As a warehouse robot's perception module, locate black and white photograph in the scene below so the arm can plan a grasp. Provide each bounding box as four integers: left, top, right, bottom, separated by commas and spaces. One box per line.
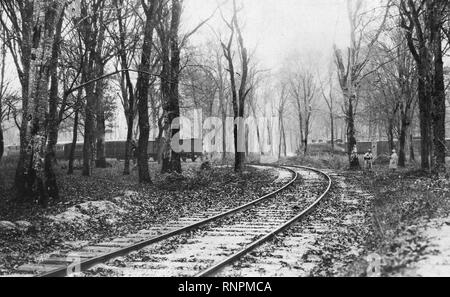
0, 0, 450, 285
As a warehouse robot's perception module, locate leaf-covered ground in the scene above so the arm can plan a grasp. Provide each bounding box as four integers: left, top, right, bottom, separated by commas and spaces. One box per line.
281, 156, 450, 276
313, 165, 450, 276
352, 167, 450, 276
2, 154, 448, 277
0, 160, 279, 275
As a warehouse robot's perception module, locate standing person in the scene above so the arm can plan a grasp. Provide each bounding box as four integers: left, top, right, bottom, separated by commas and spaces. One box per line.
390, 149, 398, 171
350, 144, 360, 168
364, 149, 374, 171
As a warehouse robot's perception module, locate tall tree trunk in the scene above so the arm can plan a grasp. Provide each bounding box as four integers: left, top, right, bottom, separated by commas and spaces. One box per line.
432, 24, 446, 172
216, 52, 227, 161
234, 117, 243, 171
255, 120, 262, 155
278, 117, 282, 159
0, 125, 3, 162
95, 89, 107, 168
124, 94, 136, 172
158, 17, 171, 173
222, 111, 227, 161
222, 0, 249, 172
235, 116, 246, 171
156, 116, 165, 164
168, 0, 182, 173
387, 120, 395, 153
0, 21, 5, 163
398, 115, 408, 167
22, 0, 63, 206
136, 1, 158, 183
330, 112, 335, 152
95, 73, 107, 168
235, 5, 249, 172
410, 133, 415, 162
14, 2, 34, 200
81, 2, 100, 177
235, 95, 246, 171
95, 13, 107, 169
68, 109, 79, 175
343, 122, 347, 142
46, 8, 63, 164
347, 96, 359, 168
68, 77, 83, 175
299, 114, 304, 153
160, 0, 182, 174
44, 8, 64, 201
417, 65, 431, 171
304, 134, 309, 155
267, 121, 273, 155
114, 0, 136, 175
250, 104, 262, 155
245, 125, 249, 157
282, 121, 287, 157
304, 117, 309, 155
82, 79, 96, 176
113, 0, 135, 175
124, 85, 137, 171
124, 113, 134, 175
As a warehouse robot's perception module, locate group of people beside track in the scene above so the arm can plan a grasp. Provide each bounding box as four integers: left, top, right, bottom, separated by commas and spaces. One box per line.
351, 145, 399, 172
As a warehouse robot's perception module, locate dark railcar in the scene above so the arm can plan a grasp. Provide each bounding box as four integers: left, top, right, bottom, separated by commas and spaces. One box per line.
105, 141, 127, 160
147, 138, 203, 161
63, 139, 203, 162
5, 145, 20, 157
357, 142, 375, 154
54, 144, 66, 159
340, 142, 375, 155
6, 144, 65, 158
345, 139, 450, 156
63, 143, 84, 160
177, 138, 203, 162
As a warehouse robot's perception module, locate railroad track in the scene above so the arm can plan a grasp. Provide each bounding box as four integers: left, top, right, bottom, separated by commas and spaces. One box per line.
35, 165, 330, 277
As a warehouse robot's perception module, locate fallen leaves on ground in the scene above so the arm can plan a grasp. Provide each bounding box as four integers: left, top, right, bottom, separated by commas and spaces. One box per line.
0, 162, 277, 275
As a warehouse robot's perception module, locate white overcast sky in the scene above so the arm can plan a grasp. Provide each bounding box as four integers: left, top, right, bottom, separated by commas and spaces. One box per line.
182, 0, 351, 70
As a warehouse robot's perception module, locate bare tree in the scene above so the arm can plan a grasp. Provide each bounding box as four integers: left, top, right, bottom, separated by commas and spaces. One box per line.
277, 83, 289, 159
289, 67, 316, 155
334, 0, 390, 168
428, 1, 447, 171
136, 0, 161, 183
368, 27, 418, 166
0, 10, 6, 162
0, 0, 76, 203
221, 0, 251, 172
318, 66, 337, 152
21, 0, 65, 205
0, 0, 39, 195
399, 0, 448, 172
158, 0, 216, 173
112, 0, 141, 175
67, 89, 83, 175
78, 0, 102, 176
245, 66, 266, 157
159, 0, 183, 174
76, 0, 117, 175
191, 40, 232, 162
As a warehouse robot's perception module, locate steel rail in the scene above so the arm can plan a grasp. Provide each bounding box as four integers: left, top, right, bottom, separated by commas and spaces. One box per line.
38, 165, 297, 277
196, 165, 332, 277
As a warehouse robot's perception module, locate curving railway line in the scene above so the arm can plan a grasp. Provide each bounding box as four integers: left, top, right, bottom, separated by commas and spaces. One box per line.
35, 165, 331, 277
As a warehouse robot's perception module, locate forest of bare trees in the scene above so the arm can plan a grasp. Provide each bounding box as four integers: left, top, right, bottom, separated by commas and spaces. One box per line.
0, 0, 450, 207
